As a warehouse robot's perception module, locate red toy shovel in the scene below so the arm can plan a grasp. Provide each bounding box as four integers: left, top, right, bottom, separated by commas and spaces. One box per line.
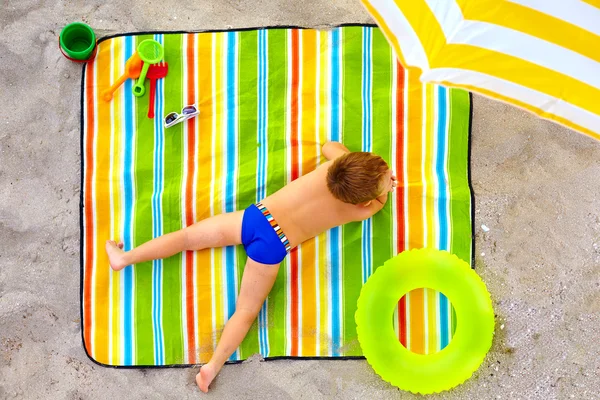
147, 62, 169, 118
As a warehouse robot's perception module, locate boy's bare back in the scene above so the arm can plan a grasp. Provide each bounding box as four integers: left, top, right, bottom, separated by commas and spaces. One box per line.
260, 161, 365, 247
261, 144, 393, 248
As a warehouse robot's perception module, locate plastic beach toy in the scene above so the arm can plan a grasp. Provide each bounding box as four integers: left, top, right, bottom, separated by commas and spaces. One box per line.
102, 52, 143, 102
355, 248, 494, 394
59, 22, 97, 62
147, 62, 169, 118
132, 40, 165, 97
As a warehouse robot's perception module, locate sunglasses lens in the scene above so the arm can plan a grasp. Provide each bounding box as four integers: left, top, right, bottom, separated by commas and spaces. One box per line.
183, 105, 197, 115
165, 113, 178, 124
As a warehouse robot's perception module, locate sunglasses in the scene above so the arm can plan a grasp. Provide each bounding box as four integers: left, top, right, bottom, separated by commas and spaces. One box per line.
164, 105, 199, 128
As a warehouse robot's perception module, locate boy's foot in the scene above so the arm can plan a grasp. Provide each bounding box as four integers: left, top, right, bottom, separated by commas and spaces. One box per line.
105, 240, 127, 271
196, 364, 217, 393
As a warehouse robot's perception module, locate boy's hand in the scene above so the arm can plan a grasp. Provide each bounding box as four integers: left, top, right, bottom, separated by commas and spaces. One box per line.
375, 172, 396, 205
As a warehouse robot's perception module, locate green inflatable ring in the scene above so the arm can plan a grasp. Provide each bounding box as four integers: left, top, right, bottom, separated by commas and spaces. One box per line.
355, 248, 494, 394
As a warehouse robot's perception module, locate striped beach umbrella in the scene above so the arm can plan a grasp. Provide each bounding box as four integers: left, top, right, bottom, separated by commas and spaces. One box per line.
361, 0, 600, 141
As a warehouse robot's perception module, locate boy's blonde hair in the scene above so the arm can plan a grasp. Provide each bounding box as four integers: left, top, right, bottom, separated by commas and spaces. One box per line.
326, 152, 389, 204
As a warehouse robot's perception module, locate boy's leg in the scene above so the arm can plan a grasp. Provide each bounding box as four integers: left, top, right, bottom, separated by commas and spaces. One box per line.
106, 210, 244, 271
196, 257, 280, 393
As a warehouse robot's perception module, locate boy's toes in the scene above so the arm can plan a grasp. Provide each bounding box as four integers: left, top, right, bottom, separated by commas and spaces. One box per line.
105, 240, 127, 271
106, 240, 121, 249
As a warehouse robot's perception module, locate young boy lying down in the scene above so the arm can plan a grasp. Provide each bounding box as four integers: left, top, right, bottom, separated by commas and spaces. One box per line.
105, 141, 396, 393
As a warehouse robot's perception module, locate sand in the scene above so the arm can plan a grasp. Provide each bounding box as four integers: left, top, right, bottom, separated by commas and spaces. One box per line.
1, 1, 599, 399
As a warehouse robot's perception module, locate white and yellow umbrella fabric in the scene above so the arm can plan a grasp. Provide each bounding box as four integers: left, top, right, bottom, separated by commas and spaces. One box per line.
361, 0, 600, 140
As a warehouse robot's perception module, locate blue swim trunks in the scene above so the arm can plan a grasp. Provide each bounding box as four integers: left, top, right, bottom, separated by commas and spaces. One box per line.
242, 203, 291, 265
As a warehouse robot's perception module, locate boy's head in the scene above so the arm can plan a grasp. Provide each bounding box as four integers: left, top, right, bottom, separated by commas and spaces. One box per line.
326, 152, 392, 205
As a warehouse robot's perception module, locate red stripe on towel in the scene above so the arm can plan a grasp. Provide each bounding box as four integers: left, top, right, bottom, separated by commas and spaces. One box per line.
395, 62, 408, 347
184, 34, 197, 364
289, 29, 300, 357
83, 60, 96, 354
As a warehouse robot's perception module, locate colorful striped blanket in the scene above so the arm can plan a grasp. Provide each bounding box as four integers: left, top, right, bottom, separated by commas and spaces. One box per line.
81, 27, 473, 367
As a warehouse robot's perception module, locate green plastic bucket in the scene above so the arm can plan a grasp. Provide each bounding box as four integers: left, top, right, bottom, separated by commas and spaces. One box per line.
59, 22, 96, 61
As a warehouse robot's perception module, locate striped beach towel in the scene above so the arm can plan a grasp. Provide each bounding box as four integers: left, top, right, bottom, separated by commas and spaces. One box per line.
81, 26, 473, 367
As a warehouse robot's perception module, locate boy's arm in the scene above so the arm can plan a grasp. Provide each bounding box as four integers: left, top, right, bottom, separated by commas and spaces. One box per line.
322, 141, 350, 161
